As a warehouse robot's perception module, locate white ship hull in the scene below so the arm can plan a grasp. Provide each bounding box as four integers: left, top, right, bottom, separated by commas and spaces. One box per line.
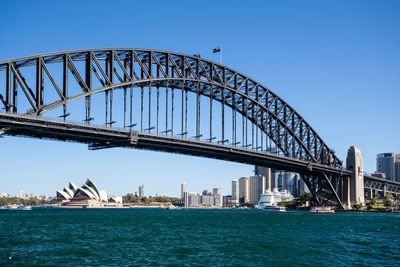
258, 203, 286, 211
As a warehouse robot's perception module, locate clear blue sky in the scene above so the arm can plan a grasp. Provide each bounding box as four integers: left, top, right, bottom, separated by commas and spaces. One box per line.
0, 0, 399, 197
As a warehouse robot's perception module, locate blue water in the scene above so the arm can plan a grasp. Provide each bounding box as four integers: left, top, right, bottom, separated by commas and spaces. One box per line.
0, 209, 399, 266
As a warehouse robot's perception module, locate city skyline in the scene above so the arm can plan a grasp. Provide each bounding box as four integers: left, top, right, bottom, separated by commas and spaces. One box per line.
0, 0, 399, 197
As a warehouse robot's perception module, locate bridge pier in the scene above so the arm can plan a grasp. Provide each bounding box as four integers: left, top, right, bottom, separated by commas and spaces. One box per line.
346, 146, 365, 207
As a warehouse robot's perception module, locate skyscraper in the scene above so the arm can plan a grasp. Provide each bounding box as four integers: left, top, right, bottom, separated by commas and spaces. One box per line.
213, 188, 223, 207
249, 175, 266, 204
181, 183, 187, 199
231, 180, 239, 204
377, 153, 396, 181
395, 154, 400, 182
255, 166, 272, 190
138, 185, 145, 197
239, 177, 249, 204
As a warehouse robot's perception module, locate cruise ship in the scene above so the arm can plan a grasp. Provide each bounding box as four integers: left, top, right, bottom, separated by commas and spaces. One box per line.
258, 188, 294, 211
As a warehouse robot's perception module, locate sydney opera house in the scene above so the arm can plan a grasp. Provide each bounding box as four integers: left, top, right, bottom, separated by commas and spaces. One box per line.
56, 178, 122, 208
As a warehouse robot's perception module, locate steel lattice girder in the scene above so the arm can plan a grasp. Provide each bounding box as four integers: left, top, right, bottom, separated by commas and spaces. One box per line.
364, 175, 400, 195
0, 48, 342, 168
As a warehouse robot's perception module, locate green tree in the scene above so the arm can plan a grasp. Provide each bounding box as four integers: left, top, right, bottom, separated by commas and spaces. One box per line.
384, 194, 393, 207
370, 198, 376, 206
299, 193, 313, 202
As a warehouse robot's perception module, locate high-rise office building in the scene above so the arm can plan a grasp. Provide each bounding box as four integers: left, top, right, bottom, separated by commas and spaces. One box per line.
284, 172, 297, 195
271, 169, 279, 189
138, 185, 145, 197
231, 180, 239, 204
255, 166, 272, 190
213, 188, 223, 207
181, 183, 187, 199
377, 153, 396, 181
395, 154, 400, 183
249, 175, 266, 204
238, 177, 249, 204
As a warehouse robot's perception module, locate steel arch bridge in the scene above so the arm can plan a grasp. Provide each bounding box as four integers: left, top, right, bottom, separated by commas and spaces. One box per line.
0, 48, 352, 208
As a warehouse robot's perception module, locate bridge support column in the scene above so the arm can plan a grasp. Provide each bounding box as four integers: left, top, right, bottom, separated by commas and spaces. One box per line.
346, 146, 365, 206
342, 176, 351, 209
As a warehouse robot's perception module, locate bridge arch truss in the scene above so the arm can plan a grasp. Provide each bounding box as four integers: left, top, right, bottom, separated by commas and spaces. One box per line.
0, 48, 347, 207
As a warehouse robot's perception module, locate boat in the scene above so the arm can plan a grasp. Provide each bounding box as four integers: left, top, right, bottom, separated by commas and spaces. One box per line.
0, 204, 32, 210
17, 205, 32, 210
258, 188, 293, 212
310, 206, 334, 213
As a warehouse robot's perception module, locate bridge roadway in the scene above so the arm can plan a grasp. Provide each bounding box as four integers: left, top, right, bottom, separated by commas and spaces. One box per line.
364, 175, 400, 196
0, 112, 351, 178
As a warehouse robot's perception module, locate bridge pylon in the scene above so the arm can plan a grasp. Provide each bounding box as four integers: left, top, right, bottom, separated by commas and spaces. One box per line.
345, 146, 365, 207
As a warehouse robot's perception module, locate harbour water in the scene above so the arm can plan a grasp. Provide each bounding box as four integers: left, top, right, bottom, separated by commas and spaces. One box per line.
1, 209, 399, 266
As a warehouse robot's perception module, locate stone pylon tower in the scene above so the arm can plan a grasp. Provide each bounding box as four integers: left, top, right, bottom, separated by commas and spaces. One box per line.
346, 146, 365, 206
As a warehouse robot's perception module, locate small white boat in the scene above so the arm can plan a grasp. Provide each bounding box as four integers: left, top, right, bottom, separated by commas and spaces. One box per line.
310, 206, 334, 213
19, 205, 32, 210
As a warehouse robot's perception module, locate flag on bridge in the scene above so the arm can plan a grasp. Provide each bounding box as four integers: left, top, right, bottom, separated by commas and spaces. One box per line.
193, 53, 201, 58
212, 46, 221, 53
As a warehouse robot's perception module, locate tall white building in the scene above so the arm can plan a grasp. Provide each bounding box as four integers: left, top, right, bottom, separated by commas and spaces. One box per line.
184, 192, 201, 207
239, 177, 249, 203
255, 166, 272, 190
181, 183, 187, 199
231, 180, 239, 204
213, 188, 223, 207
249, 175, 266, 204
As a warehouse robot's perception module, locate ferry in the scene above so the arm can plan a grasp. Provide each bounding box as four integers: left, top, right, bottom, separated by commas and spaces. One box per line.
310, 206, 334, 213
258, 188, 294, 212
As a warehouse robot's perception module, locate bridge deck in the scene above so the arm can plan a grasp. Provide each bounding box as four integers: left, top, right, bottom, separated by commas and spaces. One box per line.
0, 112, 351, 177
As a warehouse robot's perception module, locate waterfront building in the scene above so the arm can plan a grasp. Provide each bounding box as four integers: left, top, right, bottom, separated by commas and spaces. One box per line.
181, 183, 187, 199
183, 192, 189, 207
201, 195, 213, 206
239, 177, 249, 204
184, 192, 201, 207
189, 193, 201, 207
19, 190, 23, 198
213, 188, 223, 207
249, 175, 266, 205
231, 180, 239, 204
138, 185, 145, 197
56, 178, 122, 208
377, 153, 396, 181
223, 195, 232, 205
